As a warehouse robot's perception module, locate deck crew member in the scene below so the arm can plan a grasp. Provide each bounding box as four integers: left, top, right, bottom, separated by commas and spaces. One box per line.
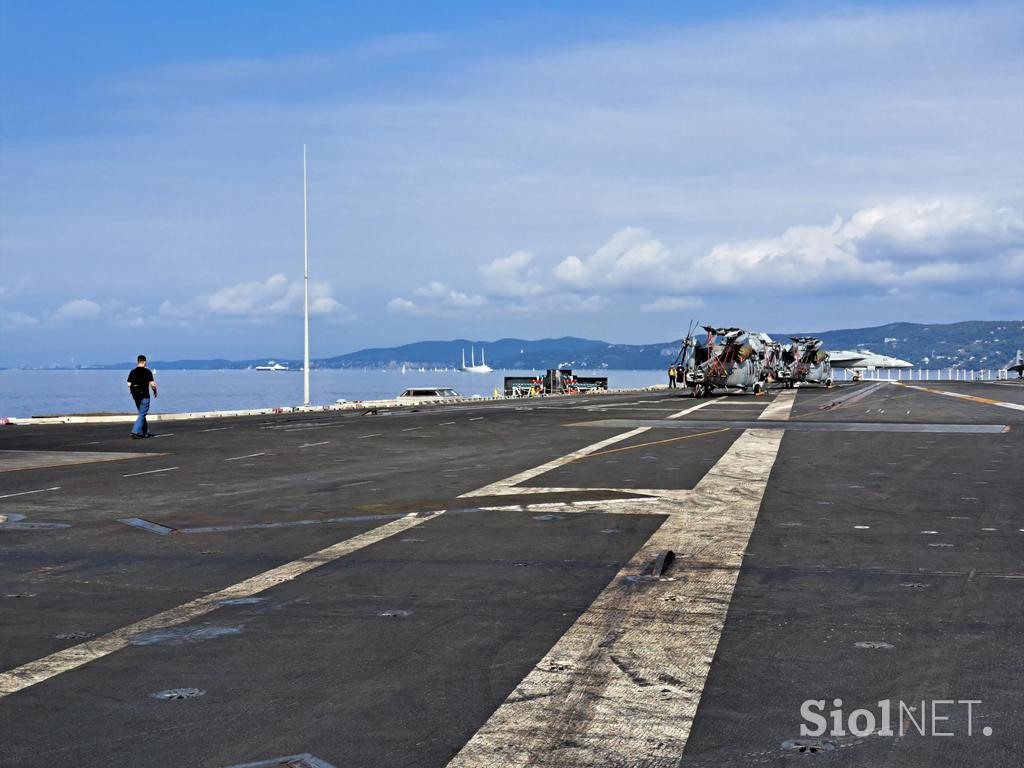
127, 354, 158, 439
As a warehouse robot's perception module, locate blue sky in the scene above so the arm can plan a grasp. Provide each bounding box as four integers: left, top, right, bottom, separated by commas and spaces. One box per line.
1, 1, 1022, 366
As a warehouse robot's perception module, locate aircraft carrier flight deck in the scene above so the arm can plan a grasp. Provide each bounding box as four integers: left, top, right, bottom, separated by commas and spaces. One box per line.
1, 380, 1022, 767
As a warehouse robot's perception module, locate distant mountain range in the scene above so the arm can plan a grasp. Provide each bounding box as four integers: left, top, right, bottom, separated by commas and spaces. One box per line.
52, 320, 1024, 371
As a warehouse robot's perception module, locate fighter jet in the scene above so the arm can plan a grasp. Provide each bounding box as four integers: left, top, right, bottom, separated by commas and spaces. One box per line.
682, 326, 771, 397
828, 348, 913, 369
788, 337, 833, 387
1005, 350, 1024, 378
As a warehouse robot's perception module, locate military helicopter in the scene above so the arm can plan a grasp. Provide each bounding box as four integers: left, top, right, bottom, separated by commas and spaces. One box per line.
681, 325, 771, 397
761, 338, 791, 384
772, 341, 798, 386
788, 337, 833, 387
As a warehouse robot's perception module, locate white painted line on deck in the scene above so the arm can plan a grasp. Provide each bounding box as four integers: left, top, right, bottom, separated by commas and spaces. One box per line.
757, 388, 797, 420
298, 441, 329, 449
122, 467, 179, 478
468, 417, 485, 421
665, 397, 725, 419
0, 512, 438, 699
895, 382, 1024, 412
448, 426, 786, 767
461, 398, 723, 498
356, 433, 382, 439
402, 427, 422, 432
224, 453, 266, 462
439, 421, 456, 426
0, 486, 61, 500
199, 426, 233, 433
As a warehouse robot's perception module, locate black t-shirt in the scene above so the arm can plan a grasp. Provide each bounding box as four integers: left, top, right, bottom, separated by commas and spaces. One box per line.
127, 366, 154, 399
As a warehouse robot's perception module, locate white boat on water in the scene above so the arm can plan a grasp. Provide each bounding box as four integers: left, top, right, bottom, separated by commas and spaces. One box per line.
255, 361, 290, 371
461, 347, 493, 373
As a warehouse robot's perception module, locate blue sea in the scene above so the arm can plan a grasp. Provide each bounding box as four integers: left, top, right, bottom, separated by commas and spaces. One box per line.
0, 368, 665, 419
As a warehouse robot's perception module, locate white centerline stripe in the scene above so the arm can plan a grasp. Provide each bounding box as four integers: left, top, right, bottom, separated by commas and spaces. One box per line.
447, 429, 786, 767
439, 421, 456, 426
122, 467, 179, 478
448, 392, 789, 766
757, 388, 797, 420
0, 486, 61, 500
357, 434, 382, 439
402, 427, 422, 432
199, 426, 233, 433
224, 453, 266, 462
298, 441, 330, 448
469, 417, 485, 421
0, 513, 437, 698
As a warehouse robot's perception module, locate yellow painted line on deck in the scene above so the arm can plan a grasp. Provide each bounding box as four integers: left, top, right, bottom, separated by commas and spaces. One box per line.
578, 427, 732, 460
460, 398, 724, 498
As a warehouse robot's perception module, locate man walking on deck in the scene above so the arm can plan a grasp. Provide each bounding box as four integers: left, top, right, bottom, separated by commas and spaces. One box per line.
127, 355, 158, 438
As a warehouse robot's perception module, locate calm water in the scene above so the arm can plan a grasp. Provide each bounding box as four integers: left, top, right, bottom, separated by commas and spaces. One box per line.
0, 369, 665, 418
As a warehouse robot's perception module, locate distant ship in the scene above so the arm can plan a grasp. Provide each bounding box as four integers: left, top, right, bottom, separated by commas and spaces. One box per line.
461, 347, 493, 373
254, 361, 290, 371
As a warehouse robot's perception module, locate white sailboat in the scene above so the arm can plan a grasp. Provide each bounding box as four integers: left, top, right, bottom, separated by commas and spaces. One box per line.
461, 346, 493, 373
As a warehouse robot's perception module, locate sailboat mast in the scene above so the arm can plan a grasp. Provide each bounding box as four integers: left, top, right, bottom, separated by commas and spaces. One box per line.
302, 144, 310, 406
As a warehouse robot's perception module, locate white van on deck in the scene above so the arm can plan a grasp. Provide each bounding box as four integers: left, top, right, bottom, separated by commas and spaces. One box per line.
396, 387, 461, 402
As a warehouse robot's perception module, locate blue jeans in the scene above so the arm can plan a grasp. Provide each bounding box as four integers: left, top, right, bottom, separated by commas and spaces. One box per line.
132, 397, 150, 436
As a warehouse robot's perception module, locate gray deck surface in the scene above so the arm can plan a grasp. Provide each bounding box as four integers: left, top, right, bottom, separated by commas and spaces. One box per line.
1, 381, 1021, 767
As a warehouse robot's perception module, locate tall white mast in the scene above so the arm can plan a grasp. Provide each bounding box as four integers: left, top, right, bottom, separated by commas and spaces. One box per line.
302, 144, 310, 406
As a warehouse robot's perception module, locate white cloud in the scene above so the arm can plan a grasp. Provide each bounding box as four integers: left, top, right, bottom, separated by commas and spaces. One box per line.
386, 297, 420, 314
554, 227, 682, 293
2, 311, 38, 327
544, 200, 1024, 298
639, 297, 702, 313
54, 299, 102, 322
479, 251, 546, 298
388, 281, 487, 316
696, 199, 1024, 289
413, 281, 485, 307
159, 274, 351, 323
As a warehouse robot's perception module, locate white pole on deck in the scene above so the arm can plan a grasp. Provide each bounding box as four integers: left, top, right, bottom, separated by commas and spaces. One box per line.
303, 144, 311, 407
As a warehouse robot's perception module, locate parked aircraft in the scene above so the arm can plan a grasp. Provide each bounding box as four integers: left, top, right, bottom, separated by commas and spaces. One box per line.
788, 337, 833, 387
682, 326, 771, 397
1005, 350, 1024, 377
828, 349, 913, 369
